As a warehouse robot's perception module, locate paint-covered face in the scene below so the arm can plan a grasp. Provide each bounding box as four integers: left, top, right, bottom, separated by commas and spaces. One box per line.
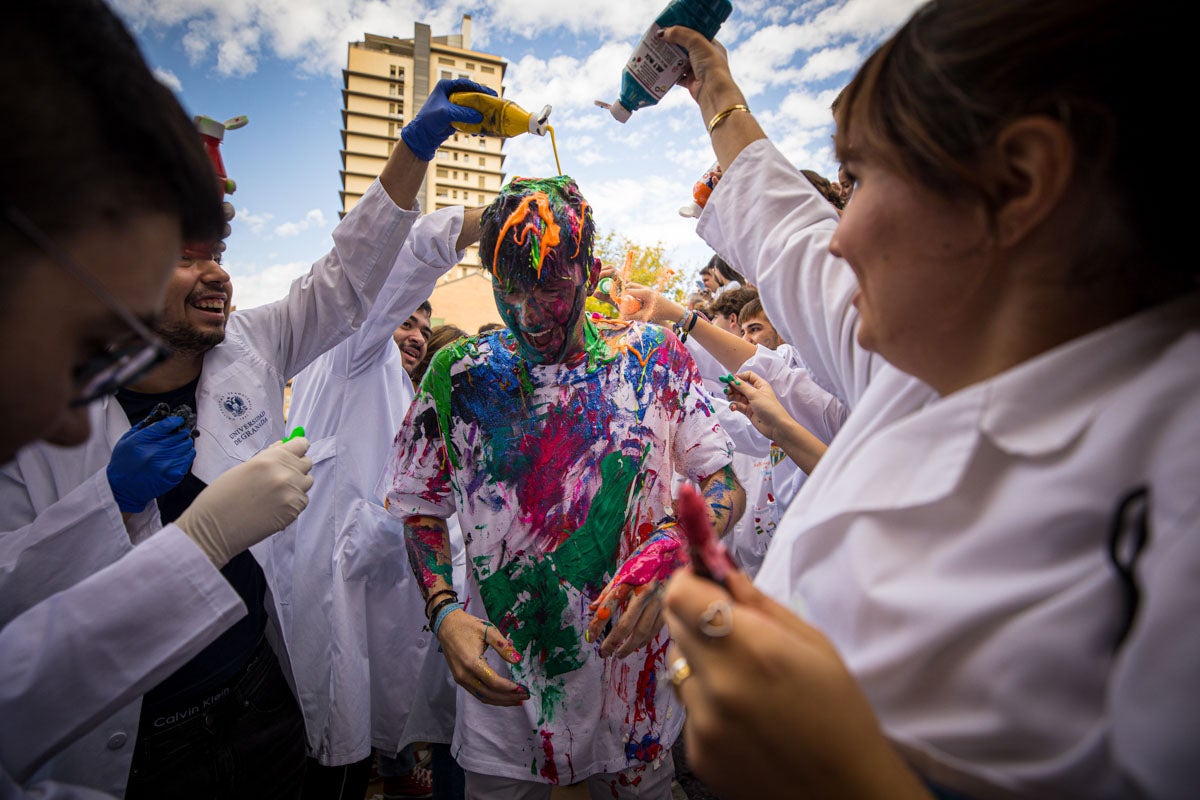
483, 176, 596, 365
494, 259, 589, 364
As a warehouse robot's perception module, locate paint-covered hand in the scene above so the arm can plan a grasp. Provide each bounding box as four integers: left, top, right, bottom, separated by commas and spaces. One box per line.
401, 78, 496, 161
437, 609, 530, 707
586, 528, 686, 658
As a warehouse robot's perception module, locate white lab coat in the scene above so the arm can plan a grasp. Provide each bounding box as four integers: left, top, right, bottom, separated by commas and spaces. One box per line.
259, 207, 465, 766
0, 179, 419, 795
699, 139, 1200, 799
0, 527, 243, 790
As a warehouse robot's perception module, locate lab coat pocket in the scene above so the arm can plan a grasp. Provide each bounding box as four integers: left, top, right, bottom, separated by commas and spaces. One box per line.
337, 498, 408, 585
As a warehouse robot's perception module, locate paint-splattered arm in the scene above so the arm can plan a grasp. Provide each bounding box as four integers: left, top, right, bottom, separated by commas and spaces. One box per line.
698, 463, 745, 539
403, 514, 455, 605
405, 514, 529, 707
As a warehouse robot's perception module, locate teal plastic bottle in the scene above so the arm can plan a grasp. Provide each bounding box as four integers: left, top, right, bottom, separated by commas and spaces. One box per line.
601, 0, 733, 123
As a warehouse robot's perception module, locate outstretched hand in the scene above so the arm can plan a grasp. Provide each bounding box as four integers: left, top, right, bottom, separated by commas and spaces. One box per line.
401, 78, 497, 161
724, 370, 788, 441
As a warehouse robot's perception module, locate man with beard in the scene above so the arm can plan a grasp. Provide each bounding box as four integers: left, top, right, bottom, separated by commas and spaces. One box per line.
0, 76, 495, 797
383, 176, 745, 798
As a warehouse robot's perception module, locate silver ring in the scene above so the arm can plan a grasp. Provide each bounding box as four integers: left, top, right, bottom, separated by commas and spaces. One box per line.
698, 600, 733, 638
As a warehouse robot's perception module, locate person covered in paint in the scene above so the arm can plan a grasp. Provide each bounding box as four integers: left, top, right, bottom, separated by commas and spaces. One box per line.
383, 175, 744, 798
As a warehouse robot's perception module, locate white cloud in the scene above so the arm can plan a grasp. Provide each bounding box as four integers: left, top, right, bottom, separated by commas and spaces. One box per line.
236, 208, 273, 235
274, 209, 327, 238
152, 66, 183, 92
227, 260, 310, 310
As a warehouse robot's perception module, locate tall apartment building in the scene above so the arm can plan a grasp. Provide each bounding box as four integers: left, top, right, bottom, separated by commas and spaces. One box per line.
341, 16, 506, 289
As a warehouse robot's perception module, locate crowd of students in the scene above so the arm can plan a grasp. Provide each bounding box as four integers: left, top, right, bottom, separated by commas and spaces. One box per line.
2, 0, 1194, 799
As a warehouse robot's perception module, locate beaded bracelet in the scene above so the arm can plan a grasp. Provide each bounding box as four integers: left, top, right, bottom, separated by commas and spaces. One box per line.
706, 103, 750, 135
432, 602, 464, 638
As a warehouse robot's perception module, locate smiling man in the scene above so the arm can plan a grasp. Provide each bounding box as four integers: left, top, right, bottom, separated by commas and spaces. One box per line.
383, 176, 744, 799
0, 76, 495, 796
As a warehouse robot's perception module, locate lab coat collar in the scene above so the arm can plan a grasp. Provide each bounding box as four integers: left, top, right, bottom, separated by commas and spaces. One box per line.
979, 293, 1200, 457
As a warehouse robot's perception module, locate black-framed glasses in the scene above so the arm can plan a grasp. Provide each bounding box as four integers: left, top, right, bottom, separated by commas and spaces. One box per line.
1, 201, 170, 406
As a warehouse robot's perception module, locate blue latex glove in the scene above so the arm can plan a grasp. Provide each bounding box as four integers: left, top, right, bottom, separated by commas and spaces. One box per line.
400, 78, 496, 161
107, 415, 197, 513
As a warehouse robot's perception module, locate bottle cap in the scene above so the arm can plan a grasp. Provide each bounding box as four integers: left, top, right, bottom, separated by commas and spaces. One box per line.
608, 102, 632, 123
678, 202, 702, 219
194, 115, 227, 140
530, 105, 552, 136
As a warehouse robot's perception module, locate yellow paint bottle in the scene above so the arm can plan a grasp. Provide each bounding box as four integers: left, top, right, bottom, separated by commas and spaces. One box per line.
449, 93, 551, 138
450, 93, 563, 175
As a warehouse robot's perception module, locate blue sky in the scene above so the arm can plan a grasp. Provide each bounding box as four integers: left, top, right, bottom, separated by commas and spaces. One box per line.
113, 0, 922, 308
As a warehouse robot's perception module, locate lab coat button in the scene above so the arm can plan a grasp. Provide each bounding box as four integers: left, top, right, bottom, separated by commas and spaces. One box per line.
106, 732, 127, 750
417, 636, 428, 648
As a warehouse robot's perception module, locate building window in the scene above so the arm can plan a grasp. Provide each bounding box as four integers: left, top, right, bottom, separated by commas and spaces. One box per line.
438, 56, 454, 65
389, 84, 397, 96
465, 61, 475, 70
478, 156, 486, 166
441, 70, 453, 81
437, 151, 449, 161
481, 65, 495, 74
436, 168, 448, 178
452, 190, 458, 199
388, 122, 396, 137
478, 176, 486, 188
478, 194, 485, 204
452, 152, 458, 161
389, 65, 397, 77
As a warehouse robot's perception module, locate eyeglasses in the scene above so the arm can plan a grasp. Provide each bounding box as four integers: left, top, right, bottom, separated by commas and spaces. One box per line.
1, 201, 170, 406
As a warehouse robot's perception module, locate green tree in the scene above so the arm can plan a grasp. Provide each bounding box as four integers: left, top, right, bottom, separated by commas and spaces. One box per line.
593, 230, 685, 301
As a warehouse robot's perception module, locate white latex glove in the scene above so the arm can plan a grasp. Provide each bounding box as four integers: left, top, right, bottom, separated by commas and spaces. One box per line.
175, 438, 314, 567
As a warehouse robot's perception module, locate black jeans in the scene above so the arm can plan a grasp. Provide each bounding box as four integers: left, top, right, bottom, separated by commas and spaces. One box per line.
126, 638, 306, 800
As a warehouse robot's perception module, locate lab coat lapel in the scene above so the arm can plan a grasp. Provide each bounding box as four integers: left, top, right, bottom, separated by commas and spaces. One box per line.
798, 366, 984, 526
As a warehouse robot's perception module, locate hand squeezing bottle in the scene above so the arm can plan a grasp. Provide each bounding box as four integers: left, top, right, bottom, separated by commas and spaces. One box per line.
598, 0, 733, 123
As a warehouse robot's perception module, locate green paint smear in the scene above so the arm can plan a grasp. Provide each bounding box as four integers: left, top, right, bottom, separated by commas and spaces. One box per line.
423, 338, 475, 470
478, 448, 645, 678
538, 680, 565, 727
581, 316, 618, 373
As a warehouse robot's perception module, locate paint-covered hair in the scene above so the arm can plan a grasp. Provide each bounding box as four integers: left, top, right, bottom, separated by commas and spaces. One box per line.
479, 176, 594, 291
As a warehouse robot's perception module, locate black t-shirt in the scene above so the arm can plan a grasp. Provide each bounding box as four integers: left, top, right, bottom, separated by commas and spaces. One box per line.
116, 379, 268, 713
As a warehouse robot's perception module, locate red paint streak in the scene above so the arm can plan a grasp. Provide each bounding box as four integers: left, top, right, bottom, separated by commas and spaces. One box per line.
631, 637, 669, 727
539, 730, 559, 784
515, 403, 593, 541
